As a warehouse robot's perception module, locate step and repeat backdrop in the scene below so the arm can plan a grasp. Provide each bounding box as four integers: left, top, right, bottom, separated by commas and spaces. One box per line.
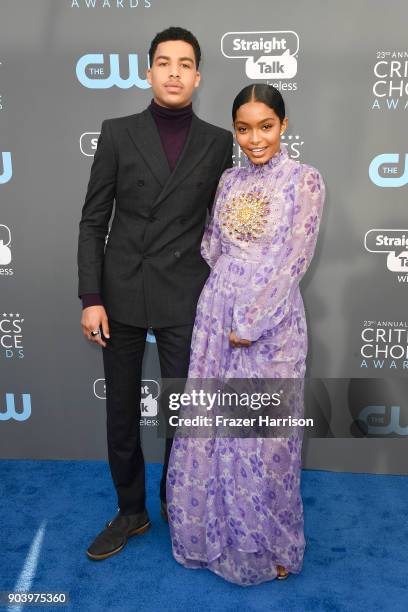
1, 0, 407, 474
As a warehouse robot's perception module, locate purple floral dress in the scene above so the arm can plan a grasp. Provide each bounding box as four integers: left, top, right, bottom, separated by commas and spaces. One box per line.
166, 145, 325, 586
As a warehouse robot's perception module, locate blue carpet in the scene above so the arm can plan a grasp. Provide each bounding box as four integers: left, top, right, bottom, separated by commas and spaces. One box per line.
1, 461, 407, 612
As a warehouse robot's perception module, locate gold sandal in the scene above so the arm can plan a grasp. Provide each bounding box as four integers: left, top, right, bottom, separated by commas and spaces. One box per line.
276, 565, 289, 580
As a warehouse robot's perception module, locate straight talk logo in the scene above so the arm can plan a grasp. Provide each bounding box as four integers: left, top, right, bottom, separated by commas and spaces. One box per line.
0, 224, 13, 276
364, 229, 408, 282
221, 31, 299, 91
93, 378, 160, 423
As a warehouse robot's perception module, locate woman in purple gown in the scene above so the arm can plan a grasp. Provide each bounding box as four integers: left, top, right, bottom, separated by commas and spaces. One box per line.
166, 84, 325, 586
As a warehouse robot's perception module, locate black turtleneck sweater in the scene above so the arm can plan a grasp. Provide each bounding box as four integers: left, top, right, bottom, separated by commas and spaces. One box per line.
148, 97, 193, 171
81, 98, 194, 310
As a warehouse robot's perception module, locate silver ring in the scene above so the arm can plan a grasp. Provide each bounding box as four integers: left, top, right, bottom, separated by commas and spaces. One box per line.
90, 330, 99, 337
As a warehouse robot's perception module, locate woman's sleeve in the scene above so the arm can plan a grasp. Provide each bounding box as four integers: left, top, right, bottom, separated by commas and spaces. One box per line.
232, 165, 326, 342
201, 169, 231, 268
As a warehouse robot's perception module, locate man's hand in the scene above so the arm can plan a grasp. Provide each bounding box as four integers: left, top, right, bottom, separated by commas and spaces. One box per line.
229, 331, 252, 348
81, 305, 110, 348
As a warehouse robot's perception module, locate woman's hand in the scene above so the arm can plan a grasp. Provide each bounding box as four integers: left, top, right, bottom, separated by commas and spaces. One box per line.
229, 331, 252, 348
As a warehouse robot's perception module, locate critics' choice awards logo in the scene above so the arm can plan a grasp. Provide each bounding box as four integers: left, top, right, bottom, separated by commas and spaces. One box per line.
0, 224, 13, 276
280, 134, 304, 159
94, 378, 160, 419
233, 137, 304, 167
71, 0, 152, 8
0, 152, 12, 184
0, 393, 31, 421
372, 50, 408, 110
359, 320, 408, 370
0, 313, 24, 358
221, 31, 299, 91
364, 229, 408, 282
76, 54, 150, 89
369, 153, 408, 187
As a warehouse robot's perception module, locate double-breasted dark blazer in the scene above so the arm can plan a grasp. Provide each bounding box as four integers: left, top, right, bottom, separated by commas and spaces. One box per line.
77, 108, 233, 327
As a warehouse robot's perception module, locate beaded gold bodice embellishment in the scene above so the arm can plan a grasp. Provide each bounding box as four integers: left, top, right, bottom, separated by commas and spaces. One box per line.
222, 189, 273, 242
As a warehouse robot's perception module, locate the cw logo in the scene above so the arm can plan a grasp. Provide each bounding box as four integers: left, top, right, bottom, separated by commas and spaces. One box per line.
369, 153, 408, 187
76, 54, 150, 89
0, 393, 31, 421
359, 405, 408, 436
0, 152, 12, 184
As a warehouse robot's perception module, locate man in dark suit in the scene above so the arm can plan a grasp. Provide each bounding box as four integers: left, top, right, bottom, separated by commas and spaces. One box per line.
77, 26, 233, 560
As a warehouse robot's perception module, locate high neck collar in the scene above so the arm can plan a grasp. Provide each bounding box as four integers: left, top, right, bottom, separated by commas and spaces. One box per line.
246, 145, 288, 173
148, 98, 193, 120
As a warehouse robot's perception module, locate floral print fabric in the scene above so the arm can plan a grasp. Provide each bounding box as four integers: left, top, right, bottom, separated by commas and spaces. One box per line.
166, 145, 326, 585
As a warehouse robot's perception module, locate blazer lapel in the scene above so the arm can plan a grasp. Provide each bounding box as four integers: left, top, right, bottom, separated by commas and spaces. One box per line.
150, 114, 216, 214
126, 109, 171, 187
127, 109, 216, 214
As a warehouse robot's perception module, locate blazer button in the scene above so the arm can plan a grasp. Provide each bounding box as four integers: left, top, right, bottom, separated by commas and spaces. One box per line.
174, 251, 181, 259
137, 179, 145, 187
149, 216, 156, 223
196, 181, 204, 187
180, 217, 186, 225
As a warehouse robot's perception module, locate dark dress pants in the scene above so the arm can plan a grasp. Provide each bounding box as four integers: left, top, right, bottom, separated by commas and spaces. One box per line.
102, 319, 194, 515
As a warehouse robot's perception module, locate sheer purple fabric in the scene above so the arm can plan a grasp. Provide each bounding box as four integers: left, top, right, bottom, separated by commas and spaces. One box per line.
166, 145, 325, 585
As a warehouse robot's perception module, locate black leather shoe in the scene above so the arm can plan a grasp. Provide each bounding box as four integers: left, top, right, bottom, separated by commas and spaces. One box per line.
160, 501, 168, 522
86, 509, 150, 560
